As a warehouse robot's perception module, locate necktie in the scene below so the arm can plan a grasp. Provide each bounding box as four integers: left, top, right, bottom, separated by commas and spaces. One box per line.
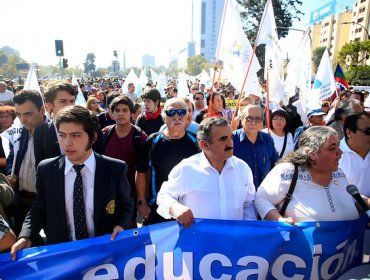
73, 164, 89, 240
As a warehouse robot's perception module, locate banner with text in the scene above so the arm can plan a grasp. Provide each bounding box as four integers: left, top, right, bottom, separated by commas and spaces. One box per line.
0, 216, 367, 279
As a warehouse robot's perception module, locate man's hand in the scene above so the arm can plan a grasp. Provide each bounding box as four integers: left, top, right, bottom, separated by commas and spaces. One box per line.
10, 237, 31, 261
138, 203, 151, 220
170, 203, 194, 228
6, 175, 17, 188
110, 226, 124, 240
278, 216, 296, 226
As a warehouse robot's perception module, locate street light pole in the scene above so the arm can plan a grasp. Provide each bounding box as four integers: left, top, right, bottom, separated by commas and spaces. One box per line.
342, 21, 370, 39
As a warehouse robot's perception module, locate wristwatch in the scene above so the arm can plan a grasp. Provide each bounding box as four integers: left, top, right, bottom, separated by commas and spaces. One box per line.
137, 199, 147, 206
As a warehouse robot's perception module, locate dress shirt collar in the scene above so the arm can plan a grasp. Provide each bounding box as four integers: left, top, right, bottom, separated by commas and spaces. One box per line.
199, 151, 236, 172
339, 138, 351, 153
64, 151, 96, 175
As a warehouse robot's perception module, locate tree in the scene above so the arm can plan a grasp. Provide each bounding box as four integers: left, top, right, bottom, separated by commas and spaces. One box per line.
185, 55, 210, 76
338, 40, 370, 85
236, 0, 304, 44
312, 47, 326, 73
0, 54, 27, 79
83, 53, 96, 76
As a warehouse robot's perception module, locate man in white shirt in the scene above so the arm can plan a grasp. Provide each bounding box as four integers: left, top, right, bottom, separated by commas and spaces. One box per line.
339, 112, 370, 196
0, 82, 14, 105
124, 83, 138, 102
157, 116, 257, 227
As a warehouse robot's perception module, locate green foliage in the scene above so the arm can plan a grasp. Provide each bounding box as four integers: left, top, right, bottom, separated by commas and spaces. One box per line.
338, 40, 370, 85
312, 47, 326, 73
0, 53, 27, 79
185, 55, 210, 76
236, 0, 304, 44
83, 53, 96, 76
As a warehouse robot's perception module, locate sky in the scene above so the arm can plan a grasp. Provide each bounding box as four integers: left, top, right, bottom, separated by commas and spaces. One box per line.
1, 0, 356, 69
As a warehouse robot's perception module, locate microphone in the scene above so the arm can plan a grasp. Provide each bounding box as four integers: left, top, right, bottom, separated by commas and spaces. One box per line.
346, 184, 369, 212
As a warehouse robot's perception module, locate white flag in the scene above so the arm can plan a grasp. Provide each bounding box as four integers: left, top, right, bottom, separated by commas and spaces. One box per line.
149, 69, 159, 84
177, 72, 190, 98
24, 63, 41, 93
255, 0, 279, 47
199, 69, 212, 89
72, 73, 87, 107
122, 68, 141, 95
284, 30, 312, 105
156, 73, 167, 98
308, 49, 336, 109
217, 0, 261, 94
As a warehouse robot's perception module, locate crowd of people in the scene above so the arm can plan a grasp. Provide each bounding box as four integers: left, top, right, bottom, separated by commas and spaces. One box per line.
0, 77, 368, 262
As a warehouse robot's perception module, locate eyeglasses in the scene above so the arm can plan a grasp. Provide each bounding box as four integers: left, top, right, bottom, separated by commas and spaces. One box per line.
356, 127, 370, 136
164, 109, 187, 117
191, 88, 199, 91
245, 116, 263, 123
194, 97, 203, 101
272, 117, 286, 122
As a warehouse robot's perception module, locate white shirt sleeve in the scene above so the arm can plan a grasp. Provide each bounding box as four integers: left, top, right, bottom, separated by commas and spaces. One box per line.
243, 165, 257, 220
255, 163, 292, 219
156, 164, 184, 219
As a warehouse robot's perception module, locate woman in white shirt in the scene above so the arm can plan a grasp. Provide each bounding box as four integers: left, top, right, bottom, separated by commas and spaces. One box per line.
262, 108, 294, 159
255, 126, 369, 224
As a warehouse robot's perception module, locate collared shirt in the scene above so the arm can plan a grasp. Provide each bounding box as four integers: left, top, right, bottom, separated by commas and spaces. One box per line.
339, 139, 370, 196
64, 152, 96, 241
0, 90, 14, 102
157, 152, 257, 221
18, 135, 37, 193
233, 129, 279, 188
293, 124, 310, 148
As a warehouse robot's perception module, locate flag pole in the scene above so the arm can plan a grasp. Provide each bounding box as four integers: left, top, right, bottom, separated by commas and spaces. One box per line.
266, 69, 271, 132
230, 45, 257, 128
209, 0, 229, 114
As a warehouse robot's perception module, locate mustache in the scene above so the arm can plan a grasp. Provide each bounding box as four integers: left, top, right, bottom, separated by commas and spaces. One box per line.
225, 146, 233, 151
171, 120, 184, 126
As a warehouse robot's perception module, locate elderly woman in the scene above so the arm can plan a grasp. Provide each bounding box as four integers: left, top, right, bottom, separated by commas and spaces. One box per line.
262, 108, 294, 159
255, 126, 368, 224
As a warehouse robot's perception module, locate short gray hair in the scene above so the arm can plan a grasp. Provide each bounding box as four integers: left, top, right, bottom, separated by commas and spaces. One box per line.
161, 98, 188, 119
240, 104, 264, 120
197, 116, 228, 143
282, 126, 338, 167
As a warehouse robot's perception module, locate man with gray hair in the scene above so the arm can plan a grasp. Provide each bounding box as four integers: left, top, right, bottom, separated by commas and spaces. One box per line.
233, 104, 278, 188
0, 81, 14, 105
157, 116, 256, 227
139, 98, 200, 225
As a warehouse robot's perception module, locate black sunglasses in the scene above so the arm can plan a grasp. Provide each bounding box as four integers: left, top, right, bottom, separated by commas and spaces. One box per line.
164, 109, 187, 117
194, 97, 203, 100
356, 127, 370, 136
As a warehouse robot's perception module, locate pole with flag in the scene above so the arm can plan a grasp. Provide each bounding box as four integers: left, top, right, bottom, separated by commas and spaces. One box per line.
334, 63, 349, 93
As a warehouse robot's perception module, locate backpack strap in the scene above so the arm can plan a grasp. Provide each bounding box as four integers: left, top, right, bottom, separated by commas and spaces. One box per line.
279, 164, 298, 217
102, 124, 116, 146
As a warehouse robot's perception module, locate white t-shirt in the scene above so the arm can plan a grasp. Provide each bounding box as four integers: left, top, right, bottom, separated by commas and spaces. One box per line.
0, 90, 14, 102
339, 139, 370, 197
255, 162, 359, 222
261, 129, 294, 158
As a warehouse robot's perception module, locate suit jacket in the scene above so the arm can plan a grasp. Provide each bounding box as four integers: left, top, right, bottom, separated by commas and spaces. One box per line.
20, 152, 134, 245
34, 121, 106, 167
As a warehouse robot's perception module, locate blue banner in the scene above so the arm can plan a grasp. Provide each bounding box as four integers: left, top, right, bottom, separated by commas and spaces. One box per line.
0, 216, 367, 279
310, 0, 336, 24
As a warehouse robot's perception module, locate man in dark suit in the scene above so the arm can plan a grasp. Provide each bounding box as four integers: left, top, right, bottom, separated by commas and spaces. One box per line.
10, 106, 133, 260
6, 90, 47, 240
34, 81, 105, 167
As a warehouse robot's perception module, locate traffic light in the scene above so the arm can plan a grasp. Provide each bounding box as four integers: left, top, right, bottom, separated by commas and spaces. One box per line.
55, 40, 64, 56
62, 58, 68, 69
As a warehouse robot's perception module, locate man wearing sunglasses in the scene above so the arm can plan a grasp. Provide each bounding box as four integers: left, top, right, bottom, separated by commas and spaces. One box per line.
192, 92, 205, 121
339, 112, 370, 197
233, 104, 279, 189
139, 98, 200, 225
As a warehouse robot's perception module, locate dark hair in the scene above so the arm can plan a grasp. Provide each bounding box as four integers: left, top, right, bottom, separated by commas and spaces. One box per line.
55, 105, 99, 146
106, 92, 121, 107
128, 83, 135, 88
334, 98, 360, 121
44, 81, 78, 104
343, 112, 370, 140
132, 102, 142, 114
110, 95, 134, 113
351, 91, 365, 102
141, 87, 161, 104
270, 109, 290, 134
193, 91, 204, 100
13, 89, 44, 111
197, 116, 228, 143
206, 92, 221, 106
